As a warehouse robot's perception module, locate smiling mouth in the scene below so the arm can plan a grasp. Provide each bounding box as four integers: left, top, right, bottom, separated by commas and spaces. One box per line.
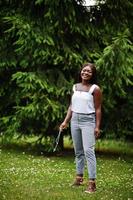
82, 75, 89, 78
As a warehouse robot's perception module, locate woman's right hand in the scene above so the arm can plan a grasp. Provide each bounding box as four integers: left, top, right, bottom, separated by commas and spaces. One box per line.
59, 121, 68, 131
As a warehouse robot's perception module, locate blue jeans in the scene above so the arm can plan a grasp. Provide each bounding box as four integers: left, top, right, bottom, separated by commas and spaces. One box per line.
70, 112, 96, 179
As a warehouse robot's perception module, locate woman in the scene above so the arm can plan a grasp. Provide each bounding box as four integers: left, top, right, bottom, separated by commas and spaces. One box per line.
60, 63, 102, 193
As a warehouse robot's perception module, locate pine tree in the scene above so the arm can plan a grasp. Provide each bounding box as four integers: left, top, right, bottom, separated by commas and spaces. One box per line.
0, 0, 132, 149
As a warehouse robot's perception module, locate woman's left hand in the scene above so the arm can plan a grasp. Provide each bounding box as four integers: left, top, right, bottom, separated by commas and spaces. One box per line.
94, 128, 100, 139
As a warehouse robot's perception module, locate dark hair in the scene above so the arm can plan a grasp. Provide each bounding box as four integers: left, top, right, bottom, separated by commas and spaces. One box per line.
80, 63, 97, 84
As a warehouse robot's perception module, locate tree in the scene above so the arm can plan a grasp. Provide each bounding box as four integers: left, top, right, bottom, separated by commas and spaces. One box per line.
93, 0, 133, 139
96, 29, 133, 139
0, 0, 96, 149
0, 0, 132, 150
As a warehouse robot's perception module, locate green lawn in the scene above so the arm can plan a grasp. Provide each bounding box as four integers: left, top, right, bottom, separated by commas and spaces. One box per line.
0, 145, 133, 200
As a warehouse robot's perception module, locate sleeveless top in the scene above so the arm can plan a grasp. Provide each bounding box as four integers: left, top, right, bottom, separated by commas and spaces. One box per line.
71, 84, 98, 114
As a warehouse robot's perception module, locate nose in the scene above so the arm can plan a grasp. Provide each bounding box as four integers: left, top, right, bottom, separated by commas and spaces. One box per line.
83, 71, 89, 75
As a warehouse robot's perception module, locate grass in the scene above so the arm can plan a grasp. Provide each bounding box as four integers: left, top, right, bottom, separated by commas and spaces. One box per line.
0, 139, 133, 200
64, 137, 133, 156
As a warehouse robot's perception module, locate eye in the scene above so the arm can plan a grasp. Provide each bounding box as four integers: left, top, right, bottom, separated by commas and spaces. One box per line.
82, 70, 92, 73
81, 67, 92, 73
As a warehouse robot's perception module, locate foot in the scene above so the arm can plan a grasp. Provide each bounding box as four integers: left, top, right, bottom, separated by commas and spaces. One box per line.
85, 180, 96, 193
71, 176, 83, 186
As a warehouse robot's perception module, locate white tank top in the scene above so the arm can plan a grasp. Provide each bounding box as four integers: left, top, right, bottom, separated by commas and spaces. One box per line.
71, 84, 98, 114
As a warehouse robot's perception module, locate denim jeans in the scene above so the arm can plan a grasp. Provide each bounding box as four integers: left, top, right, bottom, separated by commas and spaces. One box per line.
70, 112, 96, 179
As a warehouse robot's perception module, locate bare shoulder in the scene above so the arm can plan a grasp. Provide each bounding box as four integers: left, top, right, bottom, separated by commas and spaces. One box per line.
75, 83, 81, 90
94, 84, 101, 90
93, 85, 102, 95
76, 83, 81, 86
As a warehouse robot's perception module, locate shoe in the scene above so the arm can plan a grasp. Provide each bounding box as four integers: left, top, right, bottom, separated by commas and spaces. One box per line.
85, 180, 96, 193
71, 176, 83, 186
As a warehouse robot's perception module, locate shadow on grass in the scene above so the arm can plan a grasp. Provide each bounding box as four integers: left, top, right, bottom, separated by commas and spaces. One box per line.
0, 141, 133, 162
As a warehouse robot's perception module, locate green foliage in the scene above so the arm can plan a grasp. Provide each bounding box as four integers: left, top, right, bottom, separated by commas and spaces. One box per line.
0, 0, 133, 144
97, 29, 133, 107
0, 69, 72, 138
96, 29, 133, 139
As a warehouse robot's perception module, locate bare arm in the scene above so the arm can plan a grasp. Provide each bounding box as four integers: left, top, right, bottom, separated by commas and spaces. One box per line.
60, 105, 72, 130
93, 86, 102, 138
60, 85, 75, 130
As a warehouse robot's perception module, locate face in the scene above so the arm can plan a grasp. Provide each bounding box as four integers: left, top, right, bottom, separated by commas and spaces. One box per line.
80, 65, 93, 81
